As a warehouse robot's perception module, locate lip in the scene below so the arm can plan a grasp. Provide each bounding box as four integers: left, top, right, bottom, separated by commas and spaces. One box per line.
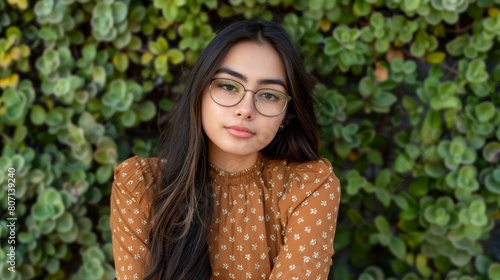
225, 126, 255, 138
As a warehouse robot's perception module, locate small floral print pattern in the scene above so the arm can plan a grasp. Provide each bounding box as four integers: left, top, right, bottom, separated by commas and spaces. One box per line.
111, 155, 341, 280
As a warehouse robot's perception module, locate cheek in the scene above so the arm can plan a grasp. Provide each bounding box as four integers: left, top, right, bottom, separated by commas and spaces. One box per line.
260, 115, 285, 141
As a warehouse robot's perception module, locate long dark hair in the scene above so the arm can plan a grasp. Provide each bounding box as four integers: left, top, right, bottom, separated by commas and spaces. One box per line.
146, 19, 320, 280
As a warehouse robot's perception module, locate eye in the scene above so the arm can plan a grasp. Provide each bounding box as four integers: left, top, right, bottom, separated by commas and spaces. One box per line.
216, 80, 240, 92
258, 91, 282, 101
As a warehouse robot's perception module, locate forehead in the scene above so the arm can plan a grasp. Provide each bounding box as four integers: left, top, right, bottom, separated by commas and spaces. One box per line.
217, 41, 287, 83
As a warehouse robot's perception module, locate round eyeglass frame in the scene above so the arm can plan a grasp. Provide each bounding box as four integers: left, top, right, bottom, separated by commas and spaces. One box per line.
209, 78, 292, 117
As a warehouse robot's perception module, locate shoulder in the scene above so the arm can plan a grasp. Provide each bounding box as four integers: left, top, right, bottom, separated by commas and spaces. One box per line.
288, 158, 333, 176
279, 158, 336, 182
263, 157, 339, 190
112, 156, 163, 203
288, 158, 337, 189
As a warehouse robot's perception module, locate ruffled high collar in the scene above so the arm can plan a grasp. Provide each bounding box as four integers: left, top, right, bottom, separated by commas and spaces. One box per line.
209, 154, 265, 187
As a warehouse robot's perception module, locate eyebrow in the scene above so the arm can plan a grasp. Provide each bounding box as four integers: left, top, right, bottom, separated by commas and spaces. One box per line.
215, 67, 287, 89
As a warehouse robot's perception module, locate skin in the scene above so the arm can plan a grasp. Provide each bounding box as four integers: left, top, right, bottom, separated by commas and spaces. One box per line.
201, 41, 288, 172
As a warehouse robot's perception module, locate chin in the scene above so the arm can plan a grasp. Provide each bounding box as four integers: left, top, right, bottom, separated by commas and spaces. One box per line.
223, 147, 259, 156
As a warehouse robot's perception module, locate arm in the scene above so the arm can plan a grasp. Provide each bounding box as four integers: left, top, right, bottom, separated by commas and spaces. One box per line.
110, 157, 152, 280
270, 160, 341, 280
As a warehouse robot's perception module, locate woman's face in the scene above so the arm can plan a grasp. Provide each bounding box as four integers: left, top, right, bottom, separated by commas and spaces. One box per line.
201, 41, 288, 167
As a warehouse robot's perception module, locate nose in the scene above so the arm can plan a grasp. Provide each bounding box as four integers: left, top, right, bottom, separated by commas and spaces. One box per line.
234, 90, 256, 119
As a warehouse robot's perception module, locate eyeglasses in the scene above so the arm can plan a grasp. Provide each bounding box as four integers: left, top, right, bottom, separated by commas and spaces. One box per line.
209, 78, 291, 117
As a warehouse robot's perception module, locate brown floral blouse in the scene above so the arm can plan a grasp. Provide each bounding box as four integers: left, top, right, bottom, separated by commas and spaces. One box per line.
110, 154, 341, 279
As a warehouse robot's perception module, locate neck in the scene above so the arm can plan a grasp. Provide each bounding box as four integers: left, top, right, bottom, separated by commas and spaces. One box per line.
208, 149, 259, 173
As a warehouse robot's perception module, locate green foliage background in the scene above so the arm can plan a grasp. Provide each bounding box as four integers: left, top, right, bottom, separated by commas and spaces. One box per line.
1, 0, 500, 279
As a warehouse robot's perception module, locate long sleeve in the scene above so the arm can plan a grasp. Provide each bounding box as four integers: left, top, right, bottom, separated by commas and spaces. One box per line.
270, 159, 341, 280
110, 156, 154, 280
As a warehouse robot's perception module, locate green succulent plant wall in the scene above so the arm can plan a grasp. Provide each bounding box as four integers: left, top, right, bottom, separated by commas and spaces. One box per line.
0, 0, 500, 279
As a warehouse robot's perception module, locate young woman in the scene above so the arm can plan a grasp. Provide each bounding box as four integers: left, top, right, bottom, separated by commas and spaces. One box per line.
110, 19, 341, 280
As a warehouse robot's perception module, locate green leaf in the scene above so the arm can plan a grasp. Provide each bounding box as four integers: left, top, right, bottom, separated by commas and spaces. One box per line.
3, 88, 22, 106
154, 54, 169, 76
475, 256, 493, 275
54, 79, 71, 96
416, 253, 432, 277
403, 0, 420, 10
157, 37, 169, 53
425, 51, 446, 64
13, 125, 28, 144
394, 154, 414, 173
109, 79, 126, 96
442, 11, 459, 24
111, 1, 128, 23
46, 258, 60, 274
405, 231, 425, 245
483, 142, 500, 163
393, 195, 409, 209
438, 81, 458, 97
375, 38, 390, 53
43, 188, 65, 218
32, 203, 53, 221
128, 5, 146, 22
374, 215, 390, 234
120, 110, 137, 128
141, 52, 154, 65
451, 250, 471, 266
167, 49, 185, 65
18, 232, 33, 243
420, 109, 442, 145
391, 259, 410, 275
178, 22, 194, 38
466, 59, 488, 83
112, 53, 129, 72
400, 207, 419, 220
114, 31, 132, 49
148, 41, 162, 55
56, 212, 74, 233
372, 91, 397, 108
136, 101, 156, 122
38, 27, 58, 40
153, 0, 164, 8
353, 0, 371, 16
475, 101, 496, 123
92, 66, 107, 89
59, 224, 78, 243
94, 149, 116, 165
309, 0, 325, 10
367, 149, 383, 166
369, 12, 385, 28
434, 255, 452, 273
430, 96, 461, 110
82, 44, 97, 61
409, 177, 429, 197
40, 219, 56, 234
375, 188, 391, 207
389, 236, 406, 260
163, 3, 179, 20
488, 264, 500, 280
11, 154, 25, 171
446, 35, 468, 56
96, 165, 113, 184
159, 98, 173, 111
485, 170, 500, 194
34, 0, 54, 17
347, 209, 364, 225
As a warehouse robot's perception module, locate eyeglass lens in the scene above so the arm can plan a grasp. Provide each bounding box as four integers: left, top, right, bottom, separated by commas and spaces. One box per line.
210, 78, 290, 116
